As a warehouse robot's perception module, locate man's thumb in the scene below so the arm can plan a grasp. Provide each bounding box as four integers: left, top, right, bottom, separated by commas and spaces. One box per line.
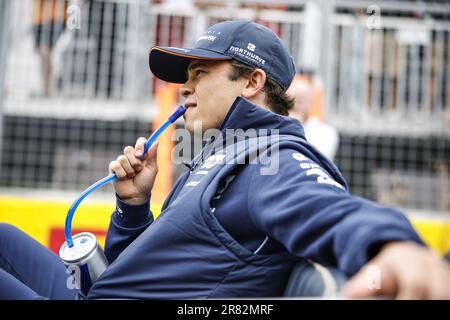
144, 141, 159, 166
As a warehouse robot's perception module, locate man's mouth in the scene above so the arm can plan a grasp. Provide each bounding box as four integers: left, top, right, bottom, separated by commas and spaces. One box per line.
183, 102, 197, 117
184, 102, 197, 109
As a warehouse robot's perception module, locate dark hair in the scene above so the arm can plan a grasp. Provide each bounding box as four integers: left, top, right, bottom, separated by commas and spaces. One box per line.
228, 60, 294, 116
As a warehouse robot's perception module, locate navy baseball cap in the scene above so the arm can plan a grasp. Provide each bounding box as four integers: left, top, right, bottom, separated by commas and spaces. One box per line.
149, 20, 296, 90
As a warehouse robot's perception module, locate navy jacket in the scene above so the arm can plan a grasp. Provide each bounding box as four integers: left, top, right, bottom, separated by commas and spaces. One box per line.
88, 97, 423, 299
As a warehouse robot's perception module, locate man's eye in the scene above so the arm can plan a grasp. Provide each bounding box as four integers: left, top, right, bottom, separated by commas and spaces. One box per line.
195, 70, 206, 76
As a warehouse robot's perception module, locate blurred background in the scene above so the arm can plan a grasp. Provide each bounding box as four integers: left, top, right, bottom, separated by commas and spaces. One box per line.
0, 0, 448, 255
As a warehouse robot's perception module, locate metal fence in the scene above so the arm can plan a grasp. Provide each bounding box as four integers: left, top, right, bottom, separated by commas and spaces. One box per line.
0, 0, 449, 213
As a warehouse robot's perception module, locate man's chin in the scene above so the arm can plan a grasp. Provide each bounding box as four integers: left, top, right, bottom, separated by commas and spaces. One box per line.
183, 121, 198, 136
184, 119, 205, 134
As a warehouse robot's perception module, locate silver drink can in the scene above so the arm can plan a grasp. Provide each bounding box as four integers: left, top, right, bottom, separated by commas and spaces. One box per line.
59, 232, 109, 296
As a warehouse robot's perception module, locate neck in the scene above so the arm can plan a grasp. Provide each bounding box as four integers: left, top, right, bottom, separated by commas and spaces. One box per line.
246, 95, 270, 112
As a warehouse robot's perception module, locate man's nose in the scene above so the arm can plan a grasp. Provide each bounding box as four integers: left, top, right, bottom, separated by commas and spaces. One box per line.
179, 85, 193, 98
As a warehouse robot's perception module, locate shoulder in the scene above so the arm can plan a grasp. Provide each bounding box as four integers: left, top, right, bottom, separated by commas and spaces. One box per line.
249, 146, 346, 192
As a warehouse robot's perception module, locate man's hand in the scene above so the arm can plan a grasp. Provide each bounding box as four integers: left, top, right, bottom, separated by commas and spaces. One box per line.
342, 241, 450, 299
109, 138, 159, 205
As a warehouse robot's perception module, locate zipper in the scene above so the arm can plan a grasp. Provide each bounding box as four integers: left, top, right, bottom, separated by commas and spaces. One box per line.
183, 137, 217, 172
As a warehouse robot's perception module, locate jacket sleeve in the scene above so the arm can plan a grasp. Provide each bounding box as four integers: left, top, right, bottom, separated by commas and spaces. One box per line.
103, 169, 190, 264
247, 148, 425, 276
104, 196, 154, 264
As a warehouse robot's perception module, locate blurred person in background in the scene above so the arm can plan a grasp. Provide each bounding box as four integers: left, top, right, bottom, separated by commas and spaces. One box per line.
287, 73, 339, 161
32, 0, 67, 97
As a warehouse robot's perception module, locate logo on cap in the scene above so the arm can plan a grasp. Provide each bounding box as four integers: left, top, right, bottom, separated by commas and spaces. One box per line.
197, 35, 217, 42
247, 43, 256, 52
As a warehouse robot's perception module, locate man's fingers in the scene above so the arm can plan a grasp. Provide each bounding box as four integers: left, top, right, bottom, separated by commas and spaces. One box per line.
147, 141, 159, 158
110, 139, 158, 179
109, 161, 127, 179
396, 280, 428, 300
144, 141, 159, 168
344, 242, 450, 300
394, 255, 437, 299
342, 270, 375, 299
417, 262, 450, 299
342, 264, 396, 299
124, 146, 143, 172
116, 155, 135, 178
134, 137, 148, 158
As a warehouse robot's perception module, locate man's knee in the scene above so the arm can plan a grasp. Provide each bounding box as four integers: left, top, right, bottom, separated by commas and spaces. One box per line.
0, 223, 24, 243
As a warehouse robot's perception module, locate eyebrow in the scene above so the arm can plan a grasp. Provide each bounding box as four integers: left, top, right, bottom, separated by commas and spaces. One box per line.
187, 61, 208, 73
184, 61, 209, 80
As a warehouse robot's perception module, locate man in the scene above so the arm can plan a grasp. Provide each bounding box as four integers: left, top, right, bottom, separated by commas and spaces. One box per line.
0, 20, 449, 300
287, 74, 339, 161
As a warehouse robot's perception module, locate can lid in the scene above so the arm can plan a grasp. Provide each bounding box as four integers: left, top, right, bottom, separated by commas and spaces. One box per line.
59, 232, 98, 263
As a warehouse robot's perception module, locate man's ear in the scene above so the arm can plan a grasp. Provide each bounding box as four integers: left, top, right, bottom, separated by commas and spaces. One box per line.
241, 69, 266, 99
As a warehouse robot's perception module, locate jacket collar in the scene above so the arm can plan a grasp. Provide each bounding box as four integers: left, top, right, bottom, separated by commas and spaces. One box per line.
218, 97, 305, 139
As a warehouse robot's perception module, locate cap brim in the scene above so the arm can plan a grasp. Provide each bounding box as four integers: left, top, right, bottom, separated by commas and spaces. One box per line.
149, 46, 231, 83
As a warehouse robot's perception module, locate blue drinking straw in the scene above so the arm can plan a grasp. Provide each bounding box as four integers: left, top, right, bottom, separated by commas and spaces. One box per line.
64, 105, 186, 247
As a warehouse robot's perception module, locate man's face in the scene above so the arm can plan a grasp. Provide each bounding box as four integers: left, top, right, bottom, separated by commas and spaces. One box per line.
179, 60, 247, 134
